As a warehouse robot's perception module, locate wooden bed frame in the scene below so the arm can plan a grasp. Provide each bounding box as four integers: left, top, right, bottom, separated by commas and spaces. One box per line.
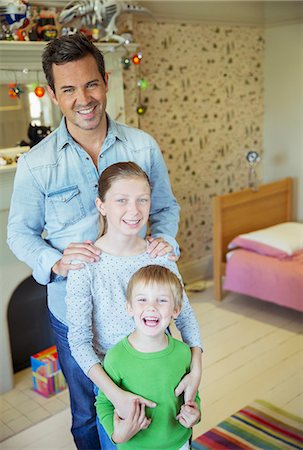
212, 177, 293, 301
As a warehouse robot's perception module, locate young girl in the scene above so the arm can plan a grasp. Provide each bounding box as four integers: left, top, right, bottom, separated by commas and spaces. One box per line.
65, 162, 202, 449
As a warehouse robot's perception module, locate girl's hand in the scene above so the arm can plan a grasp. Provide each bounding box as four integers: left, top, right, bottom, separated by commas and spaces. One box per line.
175, 347, 202, 402
176, 400, 201, 428
114, 390, 156, 419
174, 371, 200, 403
146, 236, 178, 261
112, 399, 151, 444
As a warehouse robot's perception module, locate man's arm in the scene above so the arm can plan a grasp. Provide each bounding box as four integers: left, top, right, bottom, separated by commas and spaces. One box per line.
7, 155, 100, 283
7, 155, 62, 284
148, 138, 180, 257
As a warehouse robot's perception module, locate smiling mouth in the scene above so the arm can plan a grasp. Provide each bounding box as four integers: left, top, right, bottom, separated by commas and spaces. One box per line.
143, 317, 160, 327
123, 219, 141, 225
76, 105, 96, 115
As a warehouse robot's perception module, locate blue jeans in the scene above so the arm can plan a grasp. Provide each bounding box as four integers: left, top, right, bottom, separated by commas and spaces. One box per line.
49, 312, 101, 450
94, 386, 117, 450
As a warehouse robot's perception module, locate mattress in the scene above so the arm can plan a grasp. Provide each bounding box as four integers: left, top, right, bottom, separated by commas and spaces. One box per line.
223, 249, 303, 311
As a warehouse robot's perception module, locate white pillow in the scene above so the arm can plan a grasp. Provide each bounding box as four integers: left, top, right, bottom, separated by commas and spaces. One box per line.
238, 222, 303, 256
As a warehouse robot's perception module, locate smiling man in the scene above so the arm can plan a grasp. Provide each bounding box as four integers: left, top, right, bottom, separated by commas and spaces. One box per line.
7, 33, 180, 450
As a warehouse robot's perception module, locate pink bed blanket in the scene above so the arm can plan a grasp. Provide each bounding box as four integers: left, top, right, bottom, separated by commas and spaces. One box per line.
224, 249, 303, 311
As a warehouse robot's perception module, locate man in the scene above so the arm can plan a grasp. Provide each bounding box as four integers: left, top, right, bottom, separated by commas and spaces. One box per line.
7, 33, 180, 450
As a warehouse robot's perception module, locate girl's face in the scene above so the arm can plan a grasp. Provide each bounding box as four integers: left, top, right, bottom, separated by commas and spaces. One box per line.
96, 177, 151, 237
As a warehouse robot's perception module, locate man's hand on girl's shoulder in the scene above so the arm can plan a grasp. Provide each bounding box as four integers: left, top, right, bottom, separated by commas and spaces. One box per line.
52, 240, 101, 277
146, 236, 179, 261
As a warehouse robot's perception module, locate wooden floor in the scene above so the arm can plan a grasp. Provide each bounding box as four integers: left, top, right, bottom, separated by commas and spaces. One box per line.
2, 286, 302, 449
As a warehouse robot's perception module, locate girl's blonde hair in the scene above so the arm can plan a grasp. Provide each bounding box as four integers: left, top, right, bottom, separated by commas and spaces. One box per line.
97, 161, 151, 237
126, 265, 183, 311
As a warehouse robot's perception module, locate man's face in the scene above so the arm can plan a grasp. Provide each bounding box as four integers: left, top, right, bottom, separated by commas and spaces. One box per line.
47, 54, 108, 134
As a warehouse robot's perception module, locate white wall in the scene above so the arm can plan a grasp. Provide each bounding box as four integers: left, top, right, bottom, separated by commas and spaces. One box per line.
263, 23, 303, 221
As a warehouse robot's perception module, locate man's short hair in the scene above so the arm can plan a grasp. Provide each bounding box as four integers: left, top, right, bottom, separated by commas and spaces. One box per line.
42, 32, 106, 92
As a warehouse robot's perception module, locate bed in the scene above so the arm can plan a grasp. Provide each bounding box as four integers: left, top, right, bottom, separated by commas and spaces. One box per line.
212, 177, 303, 311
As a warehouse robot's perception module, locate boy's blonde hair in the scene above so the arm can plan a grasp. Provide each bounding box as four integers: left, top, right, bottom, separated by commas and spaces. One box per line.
126, 265, 183, 311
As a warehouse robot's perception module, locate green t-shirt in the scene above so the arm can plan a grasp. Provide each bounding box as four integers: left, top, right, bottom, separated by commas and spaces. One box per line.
95, 335, 200, 450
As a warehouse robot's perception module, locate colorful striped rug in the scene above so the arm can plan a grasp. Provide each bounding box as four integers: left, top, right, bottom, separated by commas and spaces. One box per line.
192, 400, 303, 449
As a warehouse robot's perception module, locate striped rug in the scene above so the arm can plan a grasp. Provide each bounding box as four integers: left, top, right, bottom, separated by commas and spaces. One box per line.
192, 400, 303, 449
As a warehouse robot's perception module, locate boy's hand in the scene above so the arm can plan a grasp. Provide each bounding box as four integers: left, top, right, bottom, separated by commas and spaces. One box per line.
112, 399, 151, 444
176, 400, 200, 428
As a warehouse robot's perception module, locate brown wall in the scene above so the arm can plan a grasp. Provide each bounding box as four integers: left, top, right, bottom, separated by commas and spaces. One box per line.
123, 21, 264, 265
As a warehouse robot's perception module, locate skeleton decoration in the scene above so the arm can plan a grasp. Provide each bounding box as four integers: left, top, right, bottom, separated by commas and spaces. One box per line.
58, 0, 154, 43
0, 0, 27, 16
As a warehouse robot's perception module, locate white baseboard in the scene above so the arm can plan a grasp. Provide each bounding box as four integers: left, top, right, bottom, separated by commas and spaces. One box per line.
179, 255, 213, 285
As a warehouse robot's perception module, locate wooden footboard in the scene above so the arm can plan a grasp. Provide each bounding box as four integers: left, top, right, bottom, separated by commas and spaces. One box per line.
212, 178, 293, 301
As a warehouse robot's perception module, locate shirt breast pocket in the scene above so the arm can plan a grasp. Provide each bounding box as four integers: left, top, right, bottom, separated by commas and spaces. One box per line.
47, 185, 85, 225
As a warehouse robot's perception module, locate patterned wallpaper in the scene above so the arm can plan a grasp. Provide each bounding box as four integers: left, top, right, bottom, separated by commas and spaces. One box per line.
122, 21, 264, 265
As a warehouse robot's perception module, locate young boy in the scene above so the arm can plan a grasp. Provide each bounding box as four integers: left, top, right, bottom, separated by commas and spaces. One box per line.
95, 265, 201, 450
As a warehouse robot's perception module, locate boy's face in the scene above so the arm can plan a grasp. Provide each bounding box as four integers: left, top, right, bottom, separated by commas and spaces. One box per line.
126, 281, 181, 337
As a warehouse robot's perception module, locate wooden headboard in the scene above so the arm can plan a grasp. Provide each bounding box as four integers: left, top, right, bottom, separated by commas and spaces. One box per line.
212, 178, 293, 300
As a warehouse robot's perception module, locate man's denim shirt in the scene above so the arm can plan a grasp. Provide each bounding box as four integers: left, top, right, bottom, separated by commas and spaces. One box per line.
7, 116, 180, 324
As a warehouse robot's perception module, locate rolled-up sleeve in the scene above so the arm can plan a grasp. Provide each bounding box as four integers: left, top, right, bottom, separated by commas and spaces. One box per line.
148, 140, 180, 257
7, 155, 62, 285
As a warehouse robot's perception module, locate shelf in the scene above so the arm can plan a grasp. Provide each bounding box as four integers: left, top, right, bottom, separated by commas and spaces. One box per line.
0, 40, 138, 83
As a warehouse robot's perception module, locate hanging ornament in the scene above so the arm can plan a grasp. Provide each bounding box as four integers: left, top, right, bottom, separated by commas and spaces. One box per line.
121, 56, 131, 70
35, 86, 45, 98
136, 105, 147, 115
34, 71, 45, 98
137, 78, 148, 90
132, 52, 143, 65
28, 83, 38, 92
8, 83, 23, 99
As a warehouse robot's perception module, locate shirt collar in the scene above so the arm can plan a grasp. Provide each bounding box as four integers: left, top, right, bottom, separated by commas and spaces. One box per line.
106, 115, 127, 143
57, 115, 127, 152
57, 117, 70, 151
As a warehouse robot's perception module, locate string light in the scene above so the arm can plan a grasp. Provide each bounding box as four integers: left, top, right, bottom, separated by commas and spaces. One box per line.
137, 78, 148, 90
34, 86, 45, 97
121, 56, 131, 70
34, 71, 45, 98
136, 105, 147, 115
8, 83, 24, 99
132, 52, 143, 65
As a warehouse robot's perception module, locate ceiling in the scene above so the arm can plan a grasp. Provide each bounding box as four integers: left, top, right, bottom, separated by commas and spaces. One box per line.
32, 1, 303, 27
135, 1, 303, 27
